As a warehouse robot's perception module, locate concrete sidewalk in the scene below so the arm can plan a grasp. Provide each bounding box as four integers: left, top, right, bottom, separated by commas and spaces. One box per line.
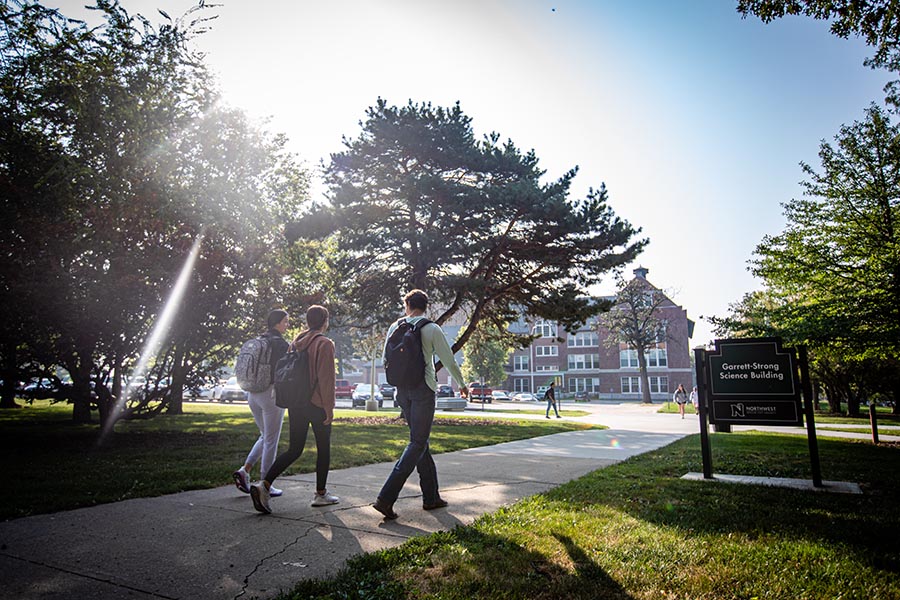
0, 422, 686, 600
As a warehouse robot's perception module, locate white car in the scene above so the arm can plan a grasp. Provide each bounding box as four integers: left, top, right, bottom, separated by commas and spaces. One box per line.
219, 377, 247, 403
352, 384, 382, 407
491, 390, 511, 401
512, 392, 539, 402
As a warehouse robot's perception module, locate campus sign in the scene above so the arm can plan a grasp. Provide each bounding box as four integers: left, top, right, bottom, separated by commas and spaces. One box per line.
704, 337, 803, 426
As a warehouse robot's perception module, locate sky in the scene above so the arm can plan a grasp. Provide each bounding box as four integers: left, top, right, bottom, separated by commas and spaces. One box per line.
54, 0, 892, 346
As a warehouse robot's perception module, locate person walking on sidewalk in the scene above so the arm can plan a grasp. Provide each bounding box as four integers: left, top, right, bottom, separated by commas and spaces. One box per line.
232, 309, 290, 498
673, 383, 688, 419
690, 386, 699, 415
372, 289, 469, 520
544, 381, 561, 419
250, 305, 340, 514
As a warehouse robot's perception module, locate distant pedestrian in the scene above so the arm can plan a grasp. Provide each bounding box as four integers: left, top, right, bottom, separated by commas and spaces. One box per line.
673, 383, 688, 419
250, 305, 339, 514
232, 309, 290, 497
690, 386, 699, 414
544, 381, 561, 419
372, 289, 469, 520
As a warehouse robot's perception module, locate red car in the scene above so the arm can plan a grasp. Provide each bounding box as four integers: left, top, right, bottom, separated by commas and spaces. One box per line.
334, 379, 353, 399
468, 382, 492, 403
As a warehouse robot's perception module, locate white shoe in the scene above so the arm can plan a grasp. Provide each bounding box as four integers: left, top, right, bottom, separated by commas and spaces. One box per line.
311, 491, 340, 506
250, 483, 271, 514
269, 487, 283, 497
232, 468, 250, 494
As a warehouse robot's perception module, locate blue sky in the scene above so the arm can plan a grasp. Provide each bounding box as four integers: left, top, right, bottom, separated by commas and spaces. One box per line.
56, 0, 892, 345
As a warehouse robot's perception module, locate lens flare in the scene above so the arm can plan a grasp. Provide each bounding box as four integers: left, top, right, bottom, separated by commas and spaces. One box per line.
98, 230, 205, 445
610, 438, 620, 448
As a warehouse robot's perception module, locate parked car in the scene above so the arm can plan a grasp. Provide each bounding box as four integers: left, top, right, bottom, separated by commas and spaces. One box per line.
219, 377, 247, 403
468, 382, 492, 403
436, 384, 454, 398
491, 390, 511, 402
22, 378, 56, 399
512, 392, 538, 402
536, 385, 551, 398
379, 383, 396, 402
574, 391, 590, 401
335, 379, 353, 399
352, 383, 382, 408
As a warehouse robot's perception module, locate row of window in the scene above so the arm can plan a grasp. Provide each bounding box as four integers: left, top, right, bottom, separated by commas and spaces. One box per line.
510, 376, 670, 394
511, 348, 668, 372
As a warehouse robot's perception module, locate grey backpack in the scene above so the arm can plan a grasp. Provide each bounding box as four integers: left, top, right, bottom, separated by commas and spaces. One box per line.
235, 335, 273, 392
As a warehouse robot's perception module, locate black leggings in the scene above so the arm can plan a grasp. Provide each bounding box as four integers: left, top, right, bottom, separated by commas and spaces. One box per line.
264, 403, 332, 491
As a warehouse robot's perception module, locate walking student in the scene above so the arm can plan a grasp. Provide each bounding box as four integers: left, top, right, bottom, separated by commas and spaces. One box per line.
372, 289, 469, 520
232, 309, 290, 497
544, 381, 561, 419
690, 385, 699, 414
250, 305, 339, 514
673, 383, 688, 419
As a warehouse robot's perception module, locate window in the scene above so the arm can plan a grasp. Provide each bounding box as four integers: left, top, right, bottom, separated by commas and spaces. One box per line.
535, 345, 558, 357
568, 377, 600, 392
513, 355, 529, 371
646, 346, 668, 367
568, 354, 600, 370
513, 379, 530, 392
533, 322, 557, 338
619, 349, 638, 368
536, 364, 558, 372
567, 331, 599, 347
621, 377, 640, 394
649, 376, 669, 394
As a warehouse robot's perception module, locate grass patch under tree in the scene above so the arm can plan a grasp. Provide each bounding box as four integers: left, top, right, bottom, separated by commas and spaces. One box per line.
2, 400, 596, 520
287, 432, 900, 600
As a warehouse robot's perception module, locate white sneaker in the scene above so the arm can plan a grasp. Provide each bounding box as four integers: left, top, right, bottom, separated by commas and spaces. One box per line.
250, 483, 271, 514
269, 487, 283, 497
311, 491, 340, 506
232, 468, 250, 494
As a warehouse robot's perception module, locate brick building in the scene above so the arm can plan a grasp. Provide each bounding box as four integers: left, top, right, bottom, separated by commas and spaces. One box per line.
503, 267, 694, 400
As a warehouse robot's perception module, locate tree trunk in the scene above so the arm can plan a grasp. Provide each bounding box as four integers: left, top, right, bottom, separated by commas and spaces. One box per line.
637, 346, 652, 404
0, 340, 20, 409
71, 346, 93, 424
168, 345, 186, 415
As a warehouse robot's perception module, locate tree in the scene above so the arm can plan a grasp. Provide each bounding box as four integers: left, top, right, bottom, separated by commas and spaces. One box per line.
738, 0, 900, 104
293, 99, 645, 360
0, 1, 309, 422
752, 104, 900, 356
461, 325, 510, 388
601, 274, 670, 404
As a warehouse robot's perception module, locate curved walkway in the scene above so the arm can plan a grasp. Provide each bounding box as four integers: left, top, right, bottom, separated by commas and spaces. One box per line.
0, 402, 882, 599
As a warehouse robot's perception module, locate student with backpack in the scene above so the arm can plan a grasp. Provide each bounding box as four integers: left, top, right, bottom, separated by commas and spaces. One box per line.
250, 305, 339, 514
544, 381, 561, 419
232, 310, 290, 497
372, 289, 469, 520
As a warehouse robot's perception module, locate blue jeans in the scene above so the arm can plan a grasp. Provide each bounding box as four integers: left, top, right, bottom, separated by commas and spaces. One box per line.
378, 381, 439, 505
546, 397, 560, 417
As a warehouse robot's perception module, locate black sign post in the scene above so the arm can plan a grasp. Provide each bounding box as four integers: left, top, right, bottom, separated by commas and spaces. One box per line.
695, 337, 822, 487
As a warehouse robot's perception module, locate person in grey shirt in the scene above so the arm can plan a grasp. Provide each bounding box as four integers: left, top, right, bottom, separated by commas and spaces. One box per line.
372, 289, 468, 520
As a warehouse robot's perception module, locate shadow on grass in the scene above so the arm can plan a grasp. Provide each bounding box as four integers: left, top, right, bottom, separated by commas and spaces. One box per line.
285, 526, 634, 600
547, 433, 900, 574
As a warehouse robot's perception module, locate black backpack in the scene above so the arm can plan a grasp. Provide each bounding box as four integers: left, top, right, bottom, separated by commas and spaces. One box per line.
384, 318, 431, 387
274, 334, 320, 409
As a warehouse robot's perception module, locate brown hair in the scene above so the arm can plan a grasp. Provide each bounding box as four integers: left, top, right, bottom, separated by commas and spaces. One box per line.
404, 289, 428, 311
306, 305, 329, 331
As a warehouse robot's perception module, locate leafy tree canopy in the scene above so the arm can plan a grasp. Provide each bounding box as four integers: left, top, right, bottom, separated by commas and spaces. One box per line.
751, 104, 900, 356
293, 99, 645, 354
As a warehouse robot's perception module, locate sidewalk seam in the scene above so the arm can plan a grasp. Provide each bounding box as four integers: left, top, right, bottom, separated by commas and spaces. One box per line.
0, 551, 178, 599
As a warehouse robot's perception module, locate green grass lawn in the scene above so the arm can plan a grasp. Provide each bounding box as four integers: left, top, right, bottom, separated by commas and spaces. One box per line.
1, 401, 597, 520
286, 432, 900, 600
